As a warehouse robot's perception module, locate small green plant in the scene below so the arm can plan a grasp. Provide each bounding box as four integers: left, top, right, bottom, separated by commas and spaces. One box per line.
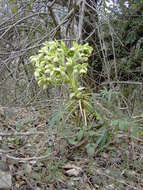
30, 40, 110, 156
30, 40, 93, 127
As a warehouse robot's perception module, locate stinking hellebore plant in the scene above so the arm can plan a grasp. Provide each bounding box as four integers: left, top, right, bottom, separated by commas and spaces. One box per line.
30, 40, 93, 127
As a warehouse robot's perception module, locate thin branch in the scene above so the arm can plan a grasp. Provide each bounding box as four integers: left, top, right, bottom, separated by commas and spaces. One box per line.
48, 5, 62, 38
0, 131, 48, 137
101, 81, 143, 86
0, 13, 47, 40
78, 0, 86, 43
2, 153, 52, 162
0, 0, 56, 40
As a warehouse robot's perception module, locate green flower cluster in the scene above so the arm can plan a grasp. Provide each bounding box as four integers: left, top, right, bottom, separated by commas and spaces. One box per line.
30, 40, 93, 90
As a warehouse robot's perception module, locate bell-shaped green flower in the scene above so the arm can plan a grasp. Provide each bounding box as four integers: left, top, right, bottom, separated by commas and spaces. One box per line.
30, 40, 93, 94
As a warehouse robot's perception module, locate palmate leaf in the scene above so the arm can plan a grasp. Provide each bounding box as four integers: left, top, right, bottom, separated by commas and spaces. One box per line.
111, 118, 130, 132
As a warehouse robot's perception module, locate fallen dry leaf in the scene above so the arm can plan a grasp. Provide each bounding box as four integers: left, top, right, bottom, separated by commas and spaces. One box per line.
63, 163, 83, 177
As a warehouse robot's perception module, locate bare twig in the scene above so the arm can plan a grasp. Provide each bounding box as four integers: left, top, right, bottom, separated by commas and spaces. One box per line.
2, 153, 52, 162
78, 0, 86, 43
0, 131, 47, 137
101, 81, 143, 86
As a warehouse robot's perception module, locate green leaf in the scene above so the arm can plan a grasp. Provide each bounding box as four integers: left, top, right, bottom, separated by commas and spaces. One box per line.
119, 119, 129, 131
131, 123, 137, 137
94, 111, 101, 120
32, 172, 41, 181
94, 129, 109, 151
86, 143, 95, 157
88, 130, 97, 137
98, 130, 109, 150
77, 129, 84, 142
111, 119, 119, 126
49, 111, 64, 128
68, 138, 77, 145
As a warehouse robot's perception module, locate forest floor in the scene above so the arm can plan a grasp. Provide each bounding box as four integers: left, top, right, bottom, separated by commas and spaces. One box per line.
0, 100, 143, 190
